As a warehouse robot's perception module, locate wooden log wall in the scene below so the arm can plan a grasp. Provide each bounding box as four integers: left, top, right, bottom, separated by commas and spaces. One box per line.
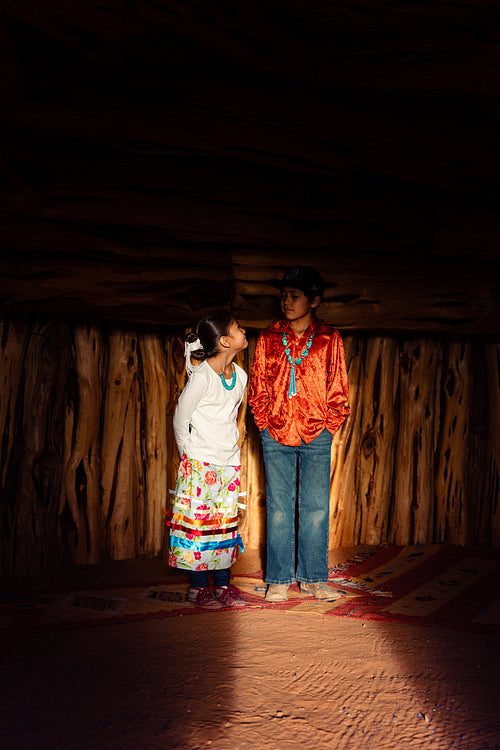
1, 315, 499, 576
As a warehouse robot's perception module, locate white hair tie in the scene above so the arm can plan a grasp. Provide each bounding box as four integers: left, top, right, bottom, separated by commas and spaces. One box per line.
184, 338, 201, 376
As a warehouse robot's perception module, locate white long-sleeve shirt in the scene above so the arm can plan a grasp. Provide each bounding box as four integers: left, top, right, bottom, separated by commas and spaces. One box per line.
173, 360, 247, 466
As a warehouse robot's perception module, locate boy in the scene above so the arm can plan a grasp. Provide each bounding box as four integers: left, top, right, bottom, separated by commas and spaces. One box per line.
248, 266, 350, 601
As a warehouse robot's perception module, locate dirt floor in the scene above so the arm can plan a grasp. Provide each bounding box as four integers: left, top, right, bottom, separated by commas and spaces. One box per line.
1, 550, 499, 750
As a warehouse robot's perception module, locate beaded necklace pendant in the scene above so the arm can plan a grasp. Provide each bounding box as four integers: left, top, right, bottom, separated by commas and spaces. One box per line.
282, 331, 314, 398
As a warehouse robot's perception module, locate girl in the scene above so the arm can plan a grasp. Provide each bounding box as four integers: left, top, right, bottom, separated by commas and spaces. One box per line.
167, 310, 248, 609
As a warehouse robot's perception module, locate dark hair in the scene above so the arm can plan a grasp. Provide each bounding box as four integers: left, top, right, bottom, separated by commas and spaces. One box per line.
278, 266, 325, 301
186, 309, 233, 361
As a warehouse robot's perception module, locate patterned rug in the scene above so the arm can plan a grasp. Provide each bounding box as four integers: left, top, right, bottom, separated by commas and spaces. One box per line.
1, 545, 499, 634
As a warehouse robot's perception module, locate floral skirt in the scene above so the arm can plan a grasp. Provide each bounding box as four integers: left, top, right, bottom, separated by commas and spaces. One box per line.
166, 454, 244, 572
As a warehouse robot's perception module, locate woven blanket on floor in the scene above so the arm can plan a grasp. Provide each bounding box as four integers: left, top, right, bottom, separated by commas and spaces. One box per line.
1, 545, 498, 633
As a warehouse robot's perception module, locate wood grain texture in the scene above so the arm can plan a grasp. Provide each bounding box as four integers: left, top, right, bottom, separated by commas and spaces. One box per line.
391, 339, 440, 544
483, 342, 500, 544
0, 1, 499, 333
101, 331, 140, 559
60, 324, 103, 565
435, 342, 471, 545
1, 319, 70, 574
139, 335, 169, 556
1, 321, 499, 574
1, 1, 500, 570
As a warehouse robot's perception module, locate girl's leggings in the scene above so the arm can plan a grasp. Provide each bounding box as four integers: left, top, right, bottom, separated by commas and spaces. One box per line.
190, 568, 231, 588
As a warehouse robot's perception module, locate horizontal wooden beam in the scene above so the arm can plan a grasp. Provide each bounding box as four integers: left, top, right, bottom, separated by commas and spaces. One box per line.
1, 247, 499, 334
1, 1, 499, 333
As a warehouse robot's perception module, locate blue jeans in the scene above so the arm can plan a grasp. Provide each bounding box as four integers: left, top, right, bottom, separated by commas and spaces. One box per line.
261, 428, 333, 585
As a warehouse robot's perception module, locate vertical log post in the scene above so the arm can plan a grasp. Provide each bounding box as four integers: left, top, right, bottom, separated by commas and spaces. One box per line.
0, 317, 28, 578
391, 338, 441, 544
357, 337, 399, 545
60, 324, 103, 565
482, 341, 500, 544
435, 341, 471, 544
100, 330, 140, 559
139, 333, 169, 556
163, 332, 187, 563
2, 320, 70, 575
329, 335, 363, 546
236, 340, 267, 557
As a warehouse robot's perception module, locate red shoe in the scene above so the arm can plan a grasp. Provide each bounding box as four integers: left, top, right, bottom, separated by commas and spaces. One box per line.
188, 586, 223, 610
215, 584, 247, 608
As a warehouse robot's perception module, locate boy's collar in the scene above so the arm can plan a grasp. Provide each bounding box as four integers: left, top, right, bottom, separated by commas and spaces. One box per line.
280, 314, 319, 336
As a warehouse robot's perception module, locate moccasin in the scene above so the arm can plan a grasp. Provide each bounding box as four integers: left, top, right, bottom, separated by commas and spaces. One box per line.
300, 582, 339, 600
265, 584, 289, 602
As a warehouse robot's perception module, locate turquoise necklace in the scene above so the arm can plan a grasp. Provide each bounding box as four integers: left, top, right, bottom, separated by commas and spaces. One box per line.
282, 331, 314, 398
219, 365, 237, 391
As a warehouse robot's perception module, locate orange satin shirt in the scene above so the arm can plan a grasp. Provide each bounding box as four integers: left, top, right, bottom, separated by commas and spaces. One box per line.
249, 316, 350, 446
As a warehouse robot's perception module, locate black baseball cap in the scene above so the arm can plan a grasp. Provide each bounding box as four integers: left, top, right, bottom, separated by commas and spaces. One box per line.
274, 265, 325, 298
